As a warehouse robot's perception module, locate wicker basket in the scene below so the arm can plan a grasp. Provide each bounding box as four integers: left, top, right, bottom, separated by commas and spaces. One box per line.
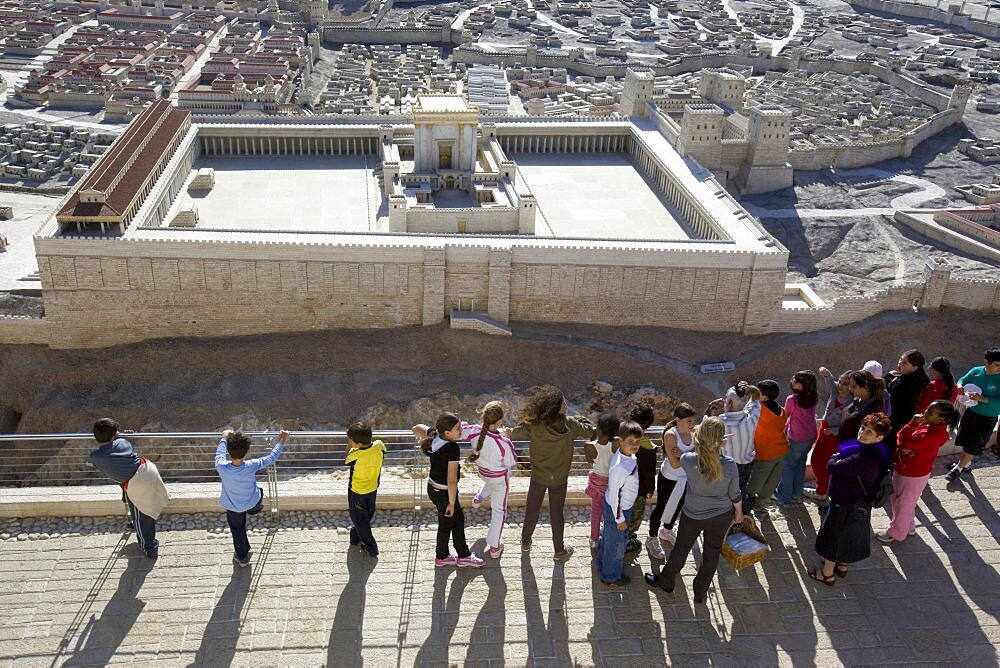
721, 516, 769, 571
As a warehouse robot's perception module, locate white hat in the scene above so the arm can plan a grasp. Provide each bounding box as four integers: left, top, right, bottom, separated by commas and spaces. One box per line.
863, 360, 883, 378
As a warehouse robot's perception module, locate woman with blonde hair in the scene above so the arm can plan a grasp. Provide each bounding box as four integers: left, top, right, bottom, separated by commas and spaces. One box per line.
645, 417, 743, 603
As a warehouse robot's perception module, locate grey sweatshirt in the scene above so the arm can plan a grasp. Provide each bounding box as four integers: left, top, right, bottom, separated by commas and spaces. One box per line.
88, 438, 141, 484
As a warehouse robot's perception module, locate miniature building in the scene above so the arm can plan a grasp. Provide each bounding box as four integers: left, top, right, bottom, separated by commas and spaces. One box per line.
33, 95, 796, 347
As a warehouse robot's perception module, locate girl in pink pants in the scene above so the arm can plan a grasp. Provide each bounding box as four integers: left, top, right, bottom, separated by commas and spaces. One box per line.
584, 413, 620, 549
877, 401, 956, 544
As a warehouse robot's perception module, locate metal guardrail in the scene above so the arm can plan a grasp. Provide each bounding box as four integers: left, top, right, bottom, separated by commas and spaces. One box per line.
0, 428, 675, 517
0, 428, 675, 519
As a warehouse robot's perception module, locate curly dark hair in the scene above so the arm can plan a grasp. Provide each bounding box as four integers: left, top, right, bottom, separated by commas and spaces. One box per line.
517, 385, 565, 424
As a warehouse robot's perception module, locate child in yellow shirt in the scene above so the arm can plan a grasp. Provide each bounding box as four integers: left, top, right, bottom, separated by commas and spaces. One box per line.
345, 422, 386, 557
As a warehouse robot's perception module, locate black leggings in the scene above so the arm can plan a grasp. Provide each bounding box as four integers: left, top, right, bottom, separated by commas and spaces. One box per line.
427, 483, 470, 560
648, 473, 685, 537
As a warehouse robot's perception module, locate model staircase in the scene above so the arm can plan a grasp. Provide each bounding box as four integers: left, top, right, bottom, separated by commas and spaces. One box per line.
448, 309, 512, 336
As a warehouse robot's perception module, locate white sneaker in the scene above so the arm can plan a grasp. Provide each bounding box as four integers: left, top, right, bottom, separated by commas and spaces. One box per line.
802, 488, 828, 502
875, 531, 895, 544
658, 527, 676, 543
646, 536, 665, 561
457, 554, 485, 568
589, 538, 600, 550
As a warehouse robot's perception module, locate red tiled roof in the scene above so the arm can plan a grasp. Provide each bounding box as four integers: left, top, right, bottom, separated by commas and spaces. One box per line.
57, 100, 190, 222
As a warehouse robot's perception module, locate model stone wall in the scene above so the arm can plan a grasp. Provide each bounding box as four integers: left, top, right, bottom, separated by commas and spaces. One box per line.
847, 0, 1000, 40
507, 262, 763, 330
444, 259, 491, 313
33, 238, 430, 348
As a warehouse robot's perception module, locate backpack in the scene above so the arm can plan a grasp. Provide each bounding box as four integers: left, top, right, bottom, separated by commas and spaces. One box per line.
859, 462, 893, 508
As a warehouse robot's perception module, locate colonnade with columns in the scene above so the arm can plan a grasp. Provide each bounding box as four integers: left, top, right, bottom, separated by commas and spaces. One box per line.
628, 140, 722, 241
497, 134, 628, 154
199, 135, 380, 156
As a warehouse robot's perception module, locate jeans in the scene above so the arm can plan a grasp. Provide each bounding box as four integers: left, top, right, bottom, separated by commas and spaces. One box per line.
227, 487, 263, 559
427, 483, 470, 560
597, 500, 632, 582
775, 439, 813, 502
348, 490, 378, 556
521, 479, 568, 552
657, 509, 733, 598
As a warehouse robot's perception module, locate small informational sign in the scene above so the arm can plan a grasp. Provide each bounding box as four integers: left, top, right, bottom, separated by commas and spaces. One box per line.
700, 361, 736, 374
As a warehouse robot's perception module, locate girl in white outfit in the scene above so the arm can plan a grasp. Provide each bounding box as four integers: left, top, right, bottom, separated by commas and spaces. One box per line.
647, 403, 698, 546
467, 401, 517, 558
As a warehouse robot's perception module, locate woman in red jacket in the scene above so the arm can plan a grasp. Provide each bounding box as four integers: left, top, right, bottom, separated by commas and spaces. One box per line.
876, 400, 956, 544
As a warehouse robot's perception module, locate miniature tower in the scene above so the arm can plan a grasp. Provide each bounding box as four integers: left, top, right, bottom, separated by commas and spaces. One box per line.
948, 83, 973, 121
697, 69, 746, 111
736, 105, 793, 194
677, 103, 725, 169
920, 256, 952, 309
620, 68, 654, 118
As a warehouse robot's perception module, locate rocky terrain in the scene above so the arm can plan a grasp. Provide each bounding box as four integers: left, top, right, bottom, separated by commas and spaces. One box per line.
1, 308, 997, 485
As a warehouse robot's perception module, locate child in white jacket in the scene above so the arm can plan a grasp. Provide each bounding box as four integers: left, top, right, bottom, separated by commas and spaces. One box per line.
467, 401, 517, 558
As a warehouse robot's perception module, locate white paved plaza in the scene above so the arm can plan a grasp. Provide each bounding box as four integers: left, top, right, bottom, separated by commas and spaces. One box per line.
513, 153, 692, 240
185, 156, 381, 232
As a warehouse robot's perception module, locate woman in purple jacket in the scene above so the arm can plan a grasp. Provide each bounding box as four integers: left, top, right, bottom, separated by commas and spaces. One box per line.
809, 412, 891, 585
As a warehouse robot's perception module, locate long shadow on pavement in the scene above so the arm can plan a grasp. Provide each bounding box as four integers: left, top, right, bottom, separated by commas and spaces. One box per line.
326, 547, 378, 668
463, 560, 507, 665
62, 539, 154, 667
521, 553, 570, 664
413, 560, 476, 665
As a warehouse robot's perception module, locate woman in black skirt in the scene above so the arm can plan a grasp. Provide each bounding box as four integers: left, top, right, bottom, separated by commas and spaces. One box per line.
809, 412, 892, 585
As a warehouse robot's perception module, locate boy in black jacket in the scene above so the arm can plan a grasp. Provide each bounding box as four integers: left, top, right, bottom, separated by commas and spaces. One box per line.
625, 402, 657, 554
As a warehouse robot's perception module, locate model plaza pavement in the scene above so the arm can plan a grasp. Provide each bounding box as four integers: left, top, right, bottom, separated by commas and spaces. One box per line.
1, 456, 999, 666
188, 156, 381, 233
514, 153, 690, 239
180, 152, 691, 239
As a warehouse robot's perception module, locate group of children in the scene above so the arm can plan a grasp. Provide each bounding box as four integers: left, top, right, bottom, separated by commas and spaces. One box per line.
86, 347, 1000, 584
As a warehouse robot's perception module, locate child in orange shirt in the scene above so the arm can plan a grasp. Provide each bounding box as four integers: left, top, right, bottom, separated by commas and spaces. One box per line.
743, 379, 789, 513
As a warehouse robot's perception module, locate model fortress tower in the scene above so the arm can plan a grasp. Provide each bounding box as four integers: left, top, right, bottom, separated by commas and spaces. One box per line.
736, 105, 793, 194
676, 68, 792, 194
620, 68, 654, 117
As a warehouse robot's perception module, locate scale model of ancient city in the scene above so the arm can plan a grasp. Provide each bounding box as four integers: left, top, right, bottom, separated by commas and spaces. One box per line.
0, 0, 997, 347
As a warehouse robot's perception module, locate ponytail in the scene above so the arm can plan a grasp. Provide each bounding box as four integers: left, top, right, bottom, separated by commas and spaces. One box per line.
469, 401, 505, 463
421, 413, 461, 456
871, 377, 886, 413
419, 431, 437, 455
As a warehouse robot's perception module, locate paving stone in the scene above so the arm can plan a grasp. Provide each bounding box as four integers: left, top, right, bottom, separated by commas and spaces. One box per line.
4, 465, 1000, 664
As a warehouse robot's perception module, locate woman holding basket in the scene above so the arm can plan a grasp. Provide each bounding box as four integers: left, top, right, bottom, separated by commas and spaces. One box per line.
644, 417, 743, 603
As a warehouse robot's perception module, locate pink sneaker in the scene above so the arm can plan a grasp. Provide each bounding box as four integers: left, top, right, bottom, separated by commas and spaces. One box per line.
472, 495, 483, 508
489, 544, 504, 559
457, 554, 485, 568
435, 554, 458, 567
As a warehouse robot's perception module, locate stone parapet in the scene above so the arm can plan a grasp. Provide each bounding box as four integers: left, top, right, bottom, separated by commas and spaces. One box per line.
0, 476, 589, 518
